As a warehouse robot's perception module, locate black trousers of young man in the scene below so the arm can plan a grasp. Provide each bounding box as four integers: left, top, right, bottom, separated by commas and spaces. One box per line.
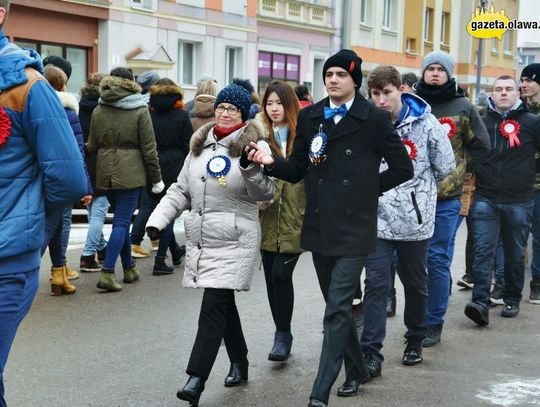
310, 254, 369, 404
186, 288, 248, 379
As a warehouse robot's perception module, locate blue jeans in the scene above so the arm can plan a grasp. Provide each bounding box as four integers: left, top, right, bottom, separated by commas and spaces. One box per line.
41, 207, 68, 267
310, 254, 368, 404
130, 187, 156, 245
0, 268, 39, 407
471, 197, 533, 308
427, 198, 461, 326
103, 189, 140, 270
362, 239, 429, 363
61, 206, 72, 264
531, 191, 540, 281
82, 196, 109, 256
156, 221, 178, 258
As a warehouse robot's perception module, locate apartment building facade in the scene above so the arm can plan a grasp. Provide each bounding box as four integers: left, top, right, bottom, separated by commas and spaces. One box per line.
348, 0, 519, 99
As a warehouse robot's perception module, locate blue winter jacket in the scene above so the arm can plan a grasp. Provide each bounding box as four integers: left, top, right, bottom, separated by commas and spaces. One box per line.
0, 33, 87, 275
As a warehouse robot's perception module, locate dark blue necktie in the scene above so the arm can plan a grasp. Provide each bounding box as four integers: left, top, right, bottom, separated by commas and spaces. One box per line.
324, 104, 348, 120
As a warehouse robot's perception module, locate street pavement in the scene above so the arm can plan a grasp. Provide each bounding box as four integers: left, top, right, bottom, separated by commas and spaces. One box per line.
5, 223, 540, 407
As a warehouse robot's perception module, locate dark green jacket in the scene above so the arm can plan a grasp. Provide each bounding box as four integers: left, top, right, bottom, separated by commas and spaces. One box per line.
258, 123, 305, 253
86, 76, 161, 190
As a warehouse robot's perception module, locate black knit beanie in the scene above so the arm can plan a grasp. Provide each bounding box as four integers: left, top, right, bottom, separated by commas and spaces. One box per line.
323, 49, 363, 88
521, 63, 540, 86
43, 55, 72, 80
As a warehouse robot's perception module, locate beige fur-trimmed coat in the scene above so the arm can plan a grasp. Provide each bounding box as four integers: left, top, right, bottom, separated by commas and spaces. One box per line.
146, 121, 275, 291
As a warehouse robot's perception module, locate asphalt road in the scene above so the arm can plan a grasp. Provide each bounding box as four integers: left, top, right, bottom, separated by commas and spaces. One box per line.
5, 224, 540, 407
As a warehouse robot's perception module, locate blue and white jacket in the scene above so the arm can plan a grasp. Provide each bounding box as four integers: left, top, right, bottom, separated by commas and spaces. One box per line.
0, 33, 87, 275
377, 93, 456, 241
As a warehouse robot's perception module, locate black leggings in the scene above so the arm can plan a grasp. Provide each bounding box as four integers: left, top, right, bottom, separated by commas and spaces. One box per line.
261, 250, 300, 332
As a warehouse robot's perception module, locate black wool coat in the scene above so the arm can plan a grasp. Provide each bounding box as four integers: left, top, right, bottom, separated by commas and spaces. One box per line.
267, 93, 413, 257
149, 86, 193, 188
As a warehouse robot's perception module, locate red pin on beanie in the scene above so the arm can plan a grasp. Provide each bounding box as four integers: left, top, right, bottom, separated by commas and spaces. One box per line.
323, 49, 363, 88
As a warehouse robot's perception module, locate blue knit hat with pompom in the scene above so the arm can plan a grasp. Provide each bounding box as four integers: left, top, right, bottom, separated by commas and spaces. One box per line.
215, 83, 252, 122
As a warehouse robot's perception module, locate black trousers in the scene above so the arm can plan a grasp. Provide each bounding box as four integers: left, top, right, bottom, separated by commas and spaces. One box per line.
310, 254, 369, 404
261, 250, 300, 332
186, 288, 248, 380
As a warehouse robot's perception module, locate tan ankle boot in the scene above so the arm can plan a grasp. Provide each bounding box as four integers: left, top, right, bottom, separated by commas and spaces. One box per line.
51, 266, 77, 296
64, 263, 79, 280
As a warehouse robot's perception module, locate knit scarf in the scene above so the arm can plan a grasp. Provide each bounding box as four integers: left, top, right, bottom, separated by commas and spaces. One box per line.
100, 93, 147, 110
415, 79, 458, 106
214, 122, 247, 141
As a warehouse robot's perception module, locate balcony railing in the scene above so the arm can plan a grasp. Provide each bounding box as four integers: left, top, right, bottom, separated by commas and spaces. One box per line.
258, 0, 332, 28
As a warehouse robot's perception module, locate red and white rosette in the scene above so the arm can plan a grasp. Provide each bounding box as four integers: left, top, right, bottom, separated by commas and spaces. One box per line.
438, 117, 457, 139
0, 107, 12, 149
402, 139, 417, 160
499, 119, 521, 148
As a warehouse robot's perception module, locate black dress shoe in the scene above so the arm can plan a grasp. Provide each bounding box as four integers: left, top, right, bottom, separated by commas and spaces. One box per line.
402, 341, 423, 365
464, 302, 489, 326
177, 375, 205, 406
365, 354, 382, 378
269, 331, 293, 361
308, 399, 327, 407
224, 361, 248, 387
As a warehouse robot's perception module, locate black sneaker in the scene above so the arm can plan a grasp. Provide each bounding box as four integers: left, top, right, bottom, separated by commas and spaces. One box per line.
457, 273, 474, 289
402, 341, 423, 365
422, 323, 442, 347
490, 284, 505, 305
500, 304, 519, 318
364, 354, 382, 378
530, 281, 540, 304
80, 255, 101, 272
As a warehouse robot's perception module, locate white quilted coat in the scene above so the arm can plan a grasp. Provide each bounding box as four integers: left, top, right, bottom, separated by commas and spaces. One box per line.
146, 121, 275, 290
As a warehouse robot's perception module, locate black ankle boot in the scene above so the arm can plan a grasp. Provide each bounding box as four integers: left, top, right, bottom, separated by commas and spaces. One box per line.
268, 331, 293, 361
153, 257, 174, 276
224, 361, 248, 387
171, 245, 186, 265
177, 375, 205, 406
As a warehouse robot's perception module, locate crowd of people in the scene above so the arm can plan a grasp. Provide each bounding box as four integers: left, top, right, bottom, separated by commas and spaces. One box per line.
1, 0, 540, 405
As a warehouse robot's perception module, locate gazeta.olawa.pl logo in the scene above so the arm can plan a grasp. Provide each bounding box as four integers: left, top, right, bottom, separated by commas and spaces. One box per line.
467, 5, 539, 40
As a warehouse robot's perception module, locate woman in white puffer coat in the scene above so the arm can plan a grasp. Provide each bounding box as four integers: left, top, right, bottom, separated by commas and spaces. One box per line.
146, 82, 275, 406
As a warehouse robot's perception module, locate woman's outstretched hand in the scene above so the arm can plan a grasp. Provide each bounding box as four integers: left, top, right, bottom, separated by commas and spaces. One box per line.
246, 142, 275, 166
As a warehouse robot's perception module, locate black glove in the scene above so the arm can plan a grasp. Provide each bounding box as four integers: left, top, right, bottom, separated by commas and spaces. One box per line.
146, 226, 163, 241
239, 147, 251, 169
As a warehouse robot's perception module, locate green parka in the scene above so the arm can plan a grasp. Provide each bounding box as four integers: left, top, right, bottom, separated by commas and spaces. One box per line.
86, 75, 161, 190
259, 124, 306, 254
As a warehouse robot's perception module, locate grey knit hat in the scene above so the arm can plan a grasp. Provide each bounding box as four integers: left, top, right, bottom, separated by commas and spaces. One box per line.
136, 71, 160, 93
422, 51, 454, 78
214, 83, 251, 122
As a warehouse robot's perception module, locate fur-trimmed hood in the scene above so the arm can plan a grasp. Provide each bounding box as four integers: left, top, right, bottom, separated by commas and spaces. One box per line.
190, 120, 266, 158
56, 91, 79, 114
100, 75, 141, 103
193, 94, 216, 119
149, 84, 183, 97
80, 83, 100, 98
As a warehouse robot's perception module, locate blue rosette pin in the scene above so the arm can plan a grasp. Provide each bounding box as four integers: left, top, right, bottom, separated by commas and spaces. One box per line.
309, 124, 328, 165
206, 155, 232, 187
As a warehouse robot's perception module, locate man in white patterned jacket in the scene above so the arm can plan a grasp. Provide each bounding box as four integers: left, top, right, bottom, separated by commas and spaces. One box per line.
352, 65, 455, 386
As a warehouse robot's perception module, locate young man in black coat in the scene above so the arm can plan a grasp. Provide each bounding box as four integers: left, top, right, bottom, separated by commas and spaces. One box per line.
247, 49, 413, 407
465, 76, 540, 325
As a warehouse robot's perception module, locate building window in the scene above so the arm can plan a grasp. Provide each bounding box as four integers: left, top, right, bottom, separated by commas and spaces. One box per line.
14, 39, 87, 97
491, 38, 499, 53
521, 54, 536, 65
258, 51, 300, 93
131, 0, 155, 10
178, 40, 200, 86
406, 37, 417, 53
382, 0, 395, 30
360, 0, 372, 25
441, 12, 450, 45
503, 31, 513, 55
226, 47, 241, 85
424, 7, 433, 42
